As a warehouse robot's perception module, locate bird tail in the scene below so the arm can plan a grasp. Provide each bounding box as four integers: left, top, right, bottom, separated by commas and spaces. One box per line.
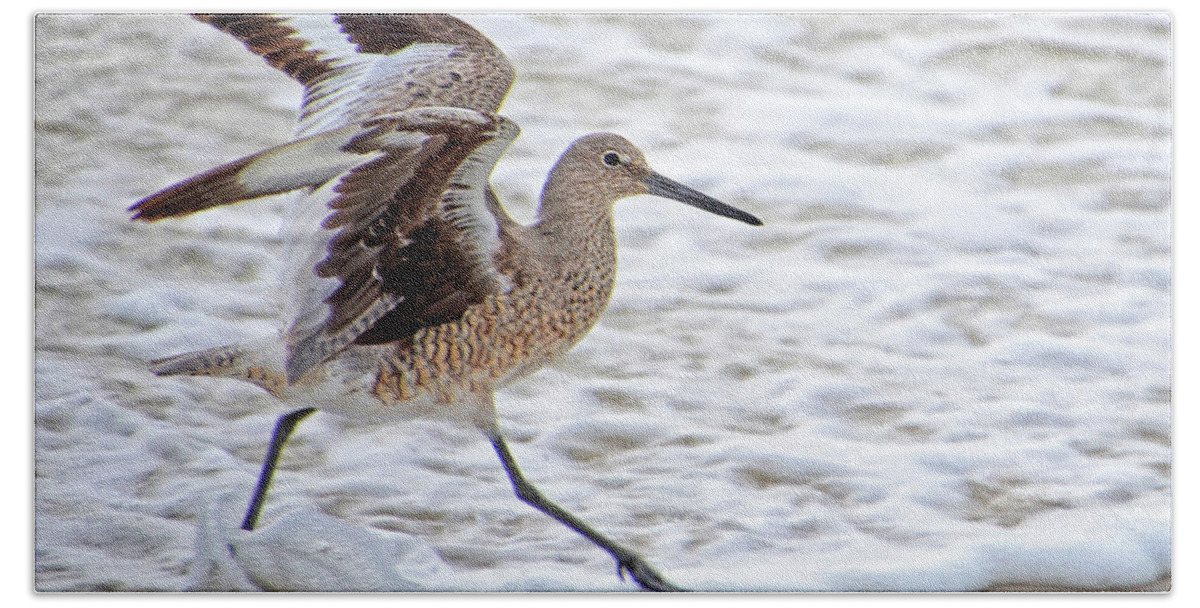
149, 342, 287, 396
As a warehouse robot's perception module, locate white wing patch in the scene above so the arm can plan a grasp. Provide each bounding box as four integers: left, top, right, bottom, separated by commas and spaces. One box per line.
236, 124, 377, 194
277, 14, 361, 61
280, 182, 345, 346
294, 40, 459, 138
277, 127, 431, 353
440, 118, 521, 294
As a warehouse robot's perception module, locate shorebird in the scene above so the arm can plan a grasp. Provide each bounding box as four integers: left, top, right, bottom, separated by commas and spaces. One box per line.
131, 14, 761, 592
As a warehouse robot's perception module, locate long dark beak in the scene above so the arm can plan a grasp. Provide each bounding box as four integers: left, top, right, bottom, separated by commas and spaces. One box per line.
645, 172, 763, 226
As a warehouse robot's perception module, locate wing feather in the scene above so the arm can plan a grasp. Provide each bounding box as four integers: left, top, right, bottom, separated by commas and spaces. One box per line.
193, 13, 515, 136
138, 12, 523, 385
281, 108, 520, 382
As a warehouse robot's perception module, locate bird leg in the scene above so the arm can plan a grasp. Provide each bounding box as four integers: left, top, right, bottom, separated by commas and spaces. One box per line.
487, 432, 684, 592
240, 407, 317, 531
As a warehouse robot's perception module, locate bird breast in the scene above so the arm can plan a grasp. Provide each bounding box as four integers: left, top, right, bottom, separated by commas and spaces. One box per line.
370, 260, 617, 408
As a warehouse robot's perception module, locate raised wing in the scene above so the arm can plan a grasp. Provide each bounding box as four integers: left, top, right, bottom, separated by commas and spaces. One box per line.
129, 122, 367, 221
131, 107, 522, 383
193, 13, 515, 136
285, 108, 521, 382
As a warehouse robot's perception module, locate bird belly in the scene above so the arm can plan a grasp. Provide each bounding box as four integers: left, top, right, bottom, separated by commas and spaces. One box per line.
367, 282, 611, 411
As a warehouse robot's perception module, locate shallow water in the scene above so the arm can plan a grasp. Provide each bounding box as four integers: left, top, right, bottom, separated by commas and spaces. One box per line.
34, 13, 1171, 591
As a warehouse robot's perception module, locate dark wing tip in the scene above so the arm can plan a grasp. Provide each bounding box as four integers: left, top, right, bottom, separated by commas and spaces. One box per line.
334, 13, 502, 54
128, 192, 175, 222
128, 157, 258, 222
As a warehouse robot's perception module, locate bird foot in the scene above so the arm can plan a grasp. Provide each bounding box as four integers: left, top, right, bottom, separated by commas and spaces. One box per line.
616, 554, 685, 592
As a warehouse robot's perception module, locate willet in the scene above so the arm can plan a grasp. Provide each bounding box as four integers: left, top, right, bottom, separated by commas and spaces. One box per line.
130, 14, 761, 592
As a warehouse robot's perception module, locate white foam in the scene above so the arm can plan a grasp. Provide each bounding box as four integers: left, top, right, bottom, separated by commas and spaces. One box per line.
34, 13, 1170, 592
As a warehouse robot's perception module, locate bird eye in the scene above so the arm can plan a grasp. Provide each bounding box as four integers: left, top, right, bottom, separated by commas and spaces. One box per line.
602, 151, 621, 167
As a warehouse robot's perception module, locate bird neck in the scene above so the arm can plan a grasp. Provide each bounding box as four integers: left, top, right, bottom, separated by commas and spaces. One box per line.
533, 206, 616, 270
535, 170, 618, 268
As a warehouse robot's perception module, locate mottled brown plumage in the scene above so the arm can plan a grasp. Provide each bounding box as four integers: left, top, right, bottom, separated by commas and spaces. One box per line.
131, 13, 760, 592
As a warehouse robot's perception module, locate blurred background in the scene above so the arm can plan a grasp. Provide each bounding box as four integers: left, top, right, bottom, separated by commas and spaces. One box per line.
34, 13, 1170, 591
